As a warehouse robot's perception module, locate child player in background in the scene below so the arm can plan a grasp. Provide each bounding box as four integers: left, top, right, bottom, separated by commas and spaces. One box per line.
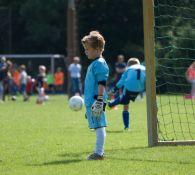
109, 55, 126, 109
36, 65, 47, 104
81, 31, 109, 160
19, 64, 29, 101
108, 58, 146, 130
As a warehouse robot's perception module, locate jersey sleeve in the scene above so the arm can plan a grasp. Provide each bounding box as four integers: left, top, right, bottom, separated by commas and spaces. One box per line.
93, 61, 109, 82
116, 71, 127, 88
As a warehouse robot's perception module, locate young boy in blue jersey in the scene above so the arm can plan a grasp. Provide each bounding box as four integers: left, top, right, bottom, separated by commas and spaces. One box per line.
108, 58, 146, 130
81, 31, 109, 160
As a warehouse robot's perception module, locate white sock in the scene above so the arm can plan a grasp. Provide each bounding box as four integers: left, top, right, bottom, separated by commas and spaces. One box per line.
94, 127, 106, 156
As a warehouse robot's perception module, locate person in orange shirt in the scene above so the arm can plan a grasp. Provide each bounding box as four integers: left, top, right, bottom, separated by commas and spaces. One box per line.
10, 67, 20, 100
12, 67, 20, 88
54, 67, 64, 93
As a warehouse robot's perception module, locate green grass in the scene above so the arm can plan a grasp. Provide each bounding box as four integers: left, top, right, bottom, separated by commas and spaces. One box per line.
0, 95, 195, 175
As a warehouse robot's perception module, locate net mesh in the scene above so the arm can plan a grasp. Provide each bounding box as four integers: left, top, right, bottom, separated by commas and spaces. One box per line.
154, 0, 195, 141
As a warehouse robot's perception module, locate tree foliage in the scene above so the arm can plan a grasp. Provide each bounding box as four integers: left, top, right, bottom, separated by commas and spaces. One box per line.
0, 0, 67, 54
155, 0, 195, 93
77, 0, 143, 61
0, 0, 143, 59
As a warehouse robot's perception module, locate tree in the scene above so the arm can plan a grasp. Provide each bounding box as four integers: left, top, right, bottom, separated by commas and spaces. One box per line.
19, 0, 67, 54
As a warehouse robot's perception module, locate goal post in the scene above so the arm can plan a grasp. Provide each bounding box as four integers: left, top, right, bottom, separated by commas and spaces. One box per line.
143, 0, 158, 147
143, 0, 195, 146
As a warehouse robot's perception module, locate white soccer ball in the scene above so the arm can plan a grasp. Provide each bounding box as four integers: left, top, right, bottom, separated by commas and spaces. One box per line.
44, 95, 49, 101
69, 95, 84, 111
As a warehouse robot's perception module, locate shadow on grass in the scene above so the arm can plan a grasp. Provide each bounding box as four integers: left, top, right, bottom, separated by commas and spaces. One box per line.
106, 147, 195, 165
58, 152, 89, 158
27, 159, 82, 166
42, 159, 82, 165
27, 152, 89, 166
106, 146, 148, 152
108, 156, 195, 165
106, 130, 124, 133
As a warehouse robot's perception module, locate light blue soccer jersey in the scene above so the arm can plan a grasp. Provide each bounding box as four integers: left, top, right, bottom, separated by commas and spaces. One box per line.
84, 57, 109, 129
84, 57, 109, 107
116, 64, 146, 93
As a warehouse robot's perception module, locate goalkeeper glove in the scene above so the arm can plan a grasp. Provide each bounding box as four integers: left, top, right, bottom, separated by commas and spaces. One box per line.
91, 95, 104, 118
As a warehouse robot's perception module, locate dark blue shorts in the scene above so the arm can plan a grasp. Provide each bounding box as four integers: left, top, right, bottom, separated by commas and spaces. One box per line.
120, 90, 139, 105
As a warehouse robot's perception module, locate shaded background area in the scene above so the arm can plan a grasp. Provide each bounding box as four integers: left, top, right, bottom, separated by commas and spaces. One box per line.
0, 0, 143, 68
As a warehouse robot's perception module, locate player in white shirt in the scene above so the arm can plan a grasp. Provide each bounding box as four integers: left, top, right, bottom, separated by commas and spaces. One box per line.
68, 56, 82, 95
19, 65, 29, 101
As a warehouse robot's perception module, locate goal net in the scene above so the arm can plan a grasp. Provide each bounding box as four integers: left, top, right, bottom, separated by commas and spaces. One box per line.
154, 0, 195, 143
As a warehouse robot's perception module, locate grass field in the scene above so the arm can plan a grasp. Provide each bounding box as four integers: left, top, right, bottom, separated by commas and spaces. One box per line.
0, 95, 195, 175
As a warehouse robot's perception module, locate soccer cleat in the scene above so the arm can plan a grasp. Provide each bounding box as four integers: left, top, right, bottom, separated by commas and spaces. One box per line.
86, 153, 104, 160
11, 96, 17, 101
106, 100, 118, 110
124, 127, 129, 131
36, 99, 43, 105
24, 97, 29, 102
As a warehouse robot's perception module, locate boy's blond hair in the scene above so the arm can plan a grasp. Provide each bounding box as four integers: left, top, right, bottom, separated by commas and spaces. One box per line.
81, 31, 105, 51
127, 58, 140, 67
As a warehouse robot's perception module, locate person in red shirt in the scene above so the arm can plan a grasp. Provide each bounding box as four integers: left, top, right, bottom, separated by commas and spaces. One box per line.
26, 76, 35, 95
186, 61, 195, 98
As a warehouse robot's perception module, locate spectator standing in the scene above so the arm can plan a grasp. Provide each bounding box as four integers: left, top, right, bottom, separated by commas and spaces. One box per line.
46, 70, 54, 94
68, 56, 82, 96
114, 54, 126, 85
186, 61, 195, 98
19, 64, 29, 101
26, 76, 35, 95
12, 67, 20, 96
54, 67, 64, 94
0, 57, 7, 102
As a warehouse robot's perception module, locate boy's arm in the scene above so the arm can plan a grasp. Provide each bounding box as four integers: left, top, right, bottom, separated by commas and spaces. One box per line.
98, 84, 105, 96
91, 61, 108, 118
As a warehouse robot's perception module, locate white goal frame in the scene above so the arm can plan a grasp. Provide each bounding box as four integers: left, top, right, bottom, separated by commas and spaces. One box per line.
0, 54, 65, 75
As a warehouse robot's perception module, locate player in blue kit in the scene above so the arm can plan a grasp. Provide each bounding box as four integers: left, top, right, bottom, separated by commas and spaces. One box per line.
108, 58, 146, 130
81, 31, 109, 160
